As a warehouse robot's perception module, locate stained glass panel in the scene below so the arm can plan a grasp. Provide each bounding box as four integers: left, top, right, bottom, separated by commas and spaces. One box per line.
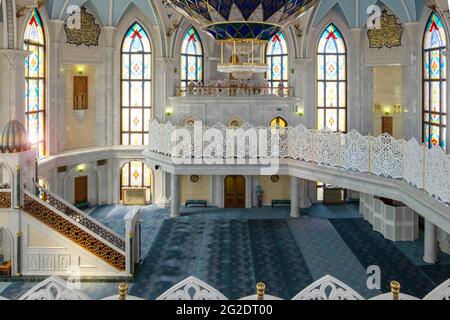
24, 8, 46, 157
121, 23, 152, 146
120, 161, 152, 203
317, 24, 346, 132
423, 12, 447, 150
266, 32, 288, 91
181, 27, 204, 88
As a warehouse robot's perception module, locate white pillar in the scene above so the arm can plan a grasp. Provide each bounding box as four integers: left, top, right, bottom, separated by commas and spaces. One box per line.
170, 174, 180, 218
299, 178, 312, 208
290, 176, 299, 218
423, 220, 438, 264
438, 228, 450, 255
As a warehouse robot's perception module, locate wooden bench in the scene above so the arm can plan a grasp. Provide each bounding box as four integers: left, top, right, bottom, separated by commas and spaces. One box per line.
0, 261, 11, 277
271, 200, 291, 208
185, 200, 207, 208
75, 201, 91, 210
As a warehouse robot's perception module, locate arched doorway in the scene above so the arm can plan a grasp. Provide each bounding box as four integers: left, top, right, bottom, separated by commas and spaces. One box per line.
120, 161, 152, 204
0, 227, 13, 278
224, 176, 246, 208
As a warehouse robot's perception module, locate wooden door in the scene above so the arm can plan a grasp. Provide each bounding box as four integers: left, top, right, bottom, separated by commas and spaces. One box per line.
382, 116, 393, 136
224, 176, 246, 208
74, 176, 88, 204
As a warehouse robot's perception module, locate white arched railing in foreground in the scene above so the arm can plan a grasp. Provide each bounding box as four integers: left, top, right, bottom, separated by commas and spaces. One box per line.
156, 276, 228, 300
291, 275, 364, 300
423, 279, 450, 300
18, 276, 91, 300
0, 275, 448, 300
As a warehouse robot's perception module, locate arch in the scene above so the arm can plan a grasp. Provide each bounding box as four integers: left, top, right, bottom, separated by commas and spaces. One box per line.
24, 8, 46, 157
266, 32, 289, 90
226, 115, 244, 128
270, 116, 288, 128
0, 162, 13, 187
120, 22, 152, 146
119, 161, 153, 204
180, 114, 200, 127
62, 164, 99, 206
316, 23, 347, 133
423, 12, 447, 150
180, 26, 204, 88
0, 226, 14, 277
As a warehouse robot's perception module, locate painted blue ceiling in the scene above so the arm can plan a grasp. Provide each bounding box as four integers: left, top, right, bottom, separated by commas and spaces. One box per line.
45, 0, 158, 26
313, 0, 426, 28
44, 0, 427, 29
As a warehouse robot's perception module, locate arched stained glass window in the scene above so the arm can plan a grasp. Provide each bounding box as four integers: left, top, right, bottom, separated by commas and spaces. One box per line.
121, 22, 152, 146
270, 116, 288, 128
181, 27, 204, 88
317, 24, 347, 132
266, 32, 288, 91
120, 161, 152, 203
24, 8, 46, 157
423, 12, 447, 150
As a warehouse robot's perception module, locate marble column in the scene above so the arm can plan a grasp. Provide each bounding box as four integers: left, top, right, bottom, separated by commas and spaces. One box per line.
404, 22, 421, 141
47, 20, 65, 154
170, 174, 180, 218
299, 178, 312, 208
294, 58, 312, 128
438, 228, 450, 255
157, 58, 175, 122
0, 50, 28, 127
102, 26, 117, 146
423, 219, 438, 264
290, 176, 299, 218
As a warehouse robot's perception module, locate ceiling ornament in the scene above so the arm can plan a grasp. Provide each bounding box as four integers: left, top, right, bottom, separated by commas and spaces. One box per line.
367, 9, 404, 49
64, 6, 101, 47
168, 0, 319, 79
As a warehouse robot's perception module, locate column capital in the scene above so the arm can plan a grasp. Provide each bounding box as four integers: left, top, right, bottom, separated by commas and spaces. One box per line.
0, 49, 29, 68
157, 57, 176, 72
48, 20, 66, 42
103, 26, 118, 47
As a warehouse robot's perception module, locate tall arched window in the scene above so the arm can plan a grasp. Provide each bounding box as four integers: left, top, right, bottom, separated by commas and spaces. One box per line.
120, 161, 152, 203
121, 23, 152, 146
266, 32, 288, 90
317, 24, 347, 132
24, 8, 46, 157
423, 13, 447, 150
181, 27, 203, 88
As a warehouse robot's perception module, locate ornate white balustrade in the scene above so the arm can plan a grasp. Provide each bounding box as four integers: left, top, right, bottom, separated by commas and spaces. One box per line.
1, 275, 448, 300
148, 120, 450, 205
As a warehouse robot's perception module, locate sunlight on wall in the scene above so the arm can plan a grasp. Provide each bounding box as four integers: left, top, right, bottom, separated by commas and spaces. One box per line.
65, 65, 96, 150
373, 66, 404, 139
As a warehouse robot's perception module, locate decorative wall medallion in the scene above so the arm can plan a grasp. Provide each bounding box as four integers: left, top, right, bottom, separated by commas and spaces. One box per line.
190, 175, 200, 183
64, 7, 101, 47
367, 9, 404, 49
73, 76, 88, 110
271, 175, 280, 183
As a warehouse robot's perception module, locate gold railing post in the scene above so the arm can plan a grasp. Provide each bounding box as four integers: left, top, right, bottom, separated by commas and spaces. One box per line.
256, 282, 265, 300
391, 281, 400, 300
119, 283, 128, 300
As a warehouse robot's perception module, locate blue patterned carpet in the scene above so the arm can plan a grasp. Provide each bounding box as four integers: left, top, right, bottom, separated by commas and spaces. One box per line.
330, 219, 444, 298
1, 204, 449, 300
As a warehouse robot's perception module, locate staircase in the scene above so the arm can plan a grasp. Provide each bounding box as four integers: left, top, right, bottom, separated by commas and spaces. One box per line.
23, 185, 126, 271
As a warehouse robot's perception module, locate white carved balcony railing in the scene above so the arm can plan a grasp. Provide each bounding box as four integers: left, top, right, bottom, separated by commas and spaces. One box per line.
147, 120, 450, 206
1, 275, 449, 300
175, 85, 295, 97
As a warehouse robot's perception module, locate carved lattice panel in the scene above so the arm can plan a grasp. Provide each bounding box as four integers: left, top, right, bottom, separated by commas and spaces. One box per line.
23, 194, 125, 271
0, 192, 11, 208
